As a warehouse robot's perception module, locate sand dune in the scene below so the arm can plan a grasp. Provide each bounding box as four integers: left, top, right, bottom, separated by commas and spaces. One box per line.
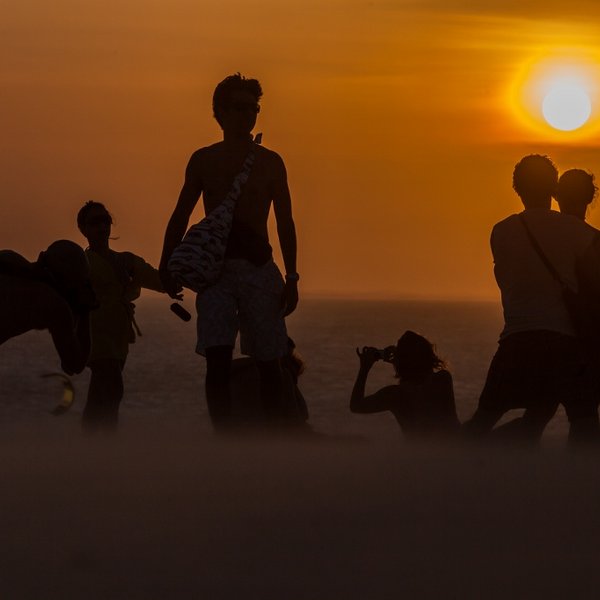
1, 419, 599, 599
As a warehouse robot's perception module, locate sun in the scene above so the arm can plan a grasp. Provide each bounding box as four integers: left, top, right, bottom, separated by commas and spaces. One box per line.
509, 51, 600, 138
542, 80, 591, 130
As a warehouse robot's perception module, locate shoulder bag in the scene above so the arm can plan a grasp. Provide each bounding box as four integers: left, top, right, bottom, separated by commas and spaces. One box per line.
168, 143, 257, 293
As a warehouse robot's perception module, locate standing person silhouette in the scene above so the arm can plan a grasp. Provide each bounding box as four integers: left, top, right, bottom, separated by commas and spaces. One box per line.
464, 155, 600, 444
351, 331, 459, 438
555, 169, 600, 439
78, 201, 165, 432
159, 73, 299, 430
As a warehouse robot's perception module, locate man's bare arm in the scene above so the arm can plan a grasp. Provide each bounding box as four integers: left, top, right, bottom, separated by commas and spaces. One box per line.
159, 152, 204, 296
271, 154, 298, 316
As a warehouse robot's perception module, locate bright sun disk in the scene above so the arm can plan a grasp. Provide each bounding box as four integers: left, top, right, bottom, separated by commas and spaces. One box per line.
541, 81, 592, 131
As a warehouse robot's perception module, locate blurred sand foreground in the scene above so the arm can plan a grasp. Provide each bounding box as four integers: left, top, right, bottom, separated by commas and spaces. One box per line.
1, 419, 600, 600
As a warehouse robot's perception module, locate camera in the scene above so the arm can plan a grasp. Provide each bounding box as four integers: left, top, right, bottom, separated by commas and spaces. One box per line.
374, 346, 395, 362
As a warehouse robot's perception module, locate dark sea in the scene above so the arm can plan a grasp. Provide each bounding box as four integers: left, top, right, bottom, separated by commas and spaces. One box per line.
0, 296, 571, 439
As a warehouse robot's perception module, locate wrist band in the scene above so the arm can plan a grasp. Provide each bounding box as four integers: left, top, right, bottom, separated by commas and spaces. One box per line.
285, 272, 300, 282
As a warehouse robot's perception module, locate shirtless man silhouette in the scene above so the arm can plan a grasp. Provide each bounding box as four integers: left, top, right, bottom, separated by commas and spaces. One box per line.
160, 73, 299, 429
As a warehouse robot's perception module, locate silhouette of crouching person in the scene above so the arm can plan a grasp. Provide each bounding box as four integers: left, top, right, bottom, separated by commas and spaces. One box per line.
228, 337, 309, 425
0, 241, 95, 375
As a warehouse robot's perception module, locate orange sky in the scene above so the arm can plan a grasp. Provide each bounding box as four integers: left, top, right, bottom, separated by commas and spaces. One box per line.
3, 0, 600, 299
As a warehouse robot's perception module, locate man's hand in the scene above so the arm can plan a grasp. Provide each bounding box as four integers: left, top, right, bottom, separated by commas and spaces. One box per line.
282, 280, 298, 316
159, 267, 184, 300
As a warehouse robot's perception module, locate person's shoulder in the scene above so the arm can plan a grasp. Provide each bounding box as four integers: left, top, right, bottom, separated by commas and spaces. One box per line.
493, 212, 521, 229
188, 143, 220, 164
114, 250, 138, 270
257, 144, 285, 165
491, 213, 521, 241
545, 210, 597, 244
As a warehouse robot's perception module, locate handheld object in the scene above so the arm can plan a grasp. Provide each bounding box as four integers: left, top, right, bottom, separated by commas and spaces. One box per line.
41, 372, 75, 415
170, 303, 192, 322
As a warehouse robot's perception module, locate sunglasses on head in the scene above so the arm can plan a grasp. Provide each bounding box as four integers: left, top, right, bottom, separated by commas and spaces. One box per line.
229, 101, 260, 114
85, 214, 112, 227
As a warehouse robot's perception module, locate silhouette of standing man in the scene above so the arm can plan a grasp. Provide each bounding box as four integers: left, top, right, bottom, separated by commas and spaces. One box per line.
464, 155, 600, 443
160, 73, 299, 430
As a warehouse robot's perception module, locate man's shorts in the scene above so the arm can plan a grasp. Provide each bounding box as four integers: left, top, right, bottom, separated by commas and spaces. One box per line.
195, 259, 288, 361
478, 330, 595, 419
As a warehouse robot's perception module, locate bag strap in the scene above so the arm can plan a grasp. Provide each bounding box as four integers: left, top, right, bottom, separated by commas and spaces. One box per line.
518, 213, 567, 288
222, 135, 262, 206
519, 213, 568, 287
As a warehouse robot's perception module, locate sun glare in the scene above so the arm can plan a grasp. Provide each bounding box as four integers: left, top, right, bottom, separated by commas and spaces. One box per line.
509, 51, 600, 139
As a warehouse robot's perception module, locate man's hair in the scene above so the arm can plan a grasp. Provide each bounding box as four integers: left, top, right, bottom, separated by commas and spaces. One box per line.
77, 200, 112, 230
212, 73, 262, 126
557, 169, 598, 207
512, 154, 558, 202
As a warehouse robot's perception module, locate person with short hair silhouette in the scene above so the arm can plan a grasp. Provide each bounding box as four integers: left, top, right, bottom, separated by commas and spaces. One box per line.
159, 73, 299, 430
78, 201, 165, 431
0, 240, 95, 375
350, 331, 459, 437
464, 155, 600, 443
556, 168, 598, 220
555, 168, 600, 439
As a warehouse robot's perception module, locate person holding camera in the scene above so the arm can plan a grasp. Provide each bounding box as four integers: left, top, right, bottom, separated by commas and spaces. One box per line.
350, 330, 459, 438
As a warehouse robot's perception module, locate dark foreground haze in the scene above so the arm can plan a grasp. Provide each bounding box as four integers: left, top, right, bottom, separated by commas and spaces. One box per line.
2, 420, 600, 599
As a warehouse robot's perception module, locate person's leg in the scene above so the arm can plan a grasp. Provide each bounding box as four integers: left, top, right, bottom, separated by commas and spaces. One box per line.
464, 332, 565, 443
462, 344, 512, 439
256, 359, 285, 419
205, 345, 234, 430
195, 266, 239, 430
82, 359, 124, 432
557, 341, 600, 446
563, 376, 600, 445
238, 260, 289, 423
462, 404, 506, 438
518, 401, 560, 442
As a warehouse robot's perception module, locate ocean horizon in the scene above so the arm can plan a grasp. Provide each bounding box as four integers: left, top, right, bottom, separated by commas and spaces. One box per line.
0, 296, 574, 441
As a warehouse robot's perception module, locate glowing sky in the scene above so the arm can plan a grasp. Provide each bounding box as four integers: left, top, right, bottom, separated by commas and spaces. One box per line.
3, 0, 600, 299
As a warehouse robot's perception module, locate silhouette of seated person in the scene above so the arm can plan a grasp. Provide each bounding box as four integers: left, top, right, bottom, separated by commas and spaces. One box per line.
0, 240, 95, 375
77, 201, 166, 432
229, 337, 309, 426
351, 331, 459, 438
